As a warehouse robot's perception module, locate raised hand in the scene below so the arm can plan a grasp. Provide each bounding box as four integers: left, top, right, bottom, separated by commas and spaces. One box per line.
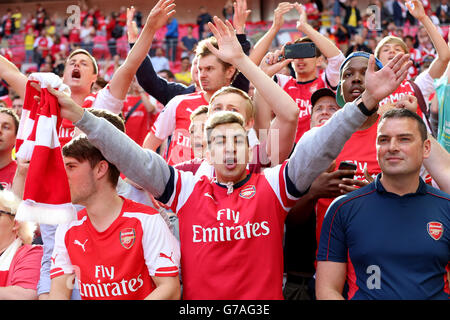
233, 0, 251, 34
362, 53, 412, 110
272, 2, 294, 30
127, 6, 139, 43
294, 2, 309, 32
206, 16, 244, 65
405, 0, 426, 20
145, 0, 176, 32
260, 49, 293, 77
394, 94, 418, 113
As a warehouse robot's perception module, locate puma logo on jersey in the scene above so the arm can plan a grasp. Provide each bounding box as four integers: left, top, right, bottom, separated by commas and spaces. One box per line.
74, 239, 88, 252
159, 252, 175, 264
50, 255, 57, 265
204, 192, 215, 201
186, 108, 195, 113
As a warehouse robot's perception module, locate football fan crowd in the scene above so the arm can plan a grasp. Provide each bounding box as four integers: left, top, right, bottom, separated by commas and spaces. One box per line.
0, 0, 449, 301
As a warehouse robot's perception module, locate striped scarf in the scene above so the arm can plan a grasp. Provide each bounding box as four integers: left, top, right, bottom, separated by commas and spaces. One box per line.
15, 73, 76, 225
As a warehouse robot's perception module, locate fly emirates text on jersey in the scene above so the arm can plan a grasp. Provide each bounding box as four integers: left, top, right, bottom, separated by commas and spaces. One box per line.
192, 208, 270, 243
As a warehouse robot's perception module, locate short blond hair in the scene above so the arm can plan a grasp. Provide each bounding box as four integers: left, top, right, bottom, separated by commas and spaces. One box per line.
209, 86, 255, 121
190, 105, 209, 122
189, 105, 209, 133
374, 36, 408, 59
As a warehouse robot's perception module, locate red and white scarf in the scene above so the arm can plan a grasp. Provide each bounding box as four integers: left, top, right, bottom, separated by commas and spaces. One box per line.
15, 73, 76, 225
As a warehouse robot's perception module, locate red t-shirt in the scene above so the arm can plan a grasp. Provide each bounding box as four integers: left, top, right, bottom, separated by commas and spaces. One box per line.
122, 95, 152, 146
304, 2, 320, 21
151, 92, 208, 165
276, 74, 328, 143
378, 79, 428, 130
163, 161, 300, 299
315, 120, 381, 246
0, 95, 12, 108
0, 244, 43, 290
68, 28, 81, 44
50, 198, 180, 300
58, 86, 123, 147
0, 160, 17, 190
37, 37, 50, 57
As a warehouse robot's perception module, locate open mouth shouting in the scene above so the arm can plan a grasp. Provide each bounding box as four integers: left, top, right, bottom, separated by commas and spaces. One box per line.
71, 68, 81, 80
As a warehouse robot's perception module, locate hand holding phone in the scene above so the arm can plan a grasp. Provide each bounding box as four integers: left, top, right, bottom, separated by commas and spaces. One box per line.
283, 42, 317, 59
338, 161, 357, 179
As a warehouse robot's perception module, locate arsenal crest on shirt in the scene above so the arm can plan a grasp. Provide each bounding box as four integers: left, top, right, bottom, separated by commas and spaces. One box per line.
427, 222, 443, 241
239, 185, 256, 199
120, 228, 136, 249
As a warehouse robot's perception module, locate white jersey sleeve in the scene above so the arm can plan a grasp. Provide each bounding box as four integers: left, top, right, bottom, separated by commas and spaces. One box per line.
156, 166, 200, 214
122, 212, 180, 277
262, 161, 302, 212
50, 218, 87, 279
151, 94, 184, 140
414, 70, 435, 100
323, 53, 345, 89
274, 73, 293, 88
91, 86, 124, 114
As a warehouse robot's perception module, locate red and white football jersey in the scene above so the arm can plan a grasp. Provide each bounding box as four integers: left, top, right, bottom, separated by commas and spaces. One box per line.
276, 74, 325, 143
275, 54, 344, 142
158, 161, 301, 299
378, 76, 434, 129
50, 198, 180, 300
0, 160, 17, 190
58, 86, 124, 147
122, 94, 161, 146
151, 91, 208, 165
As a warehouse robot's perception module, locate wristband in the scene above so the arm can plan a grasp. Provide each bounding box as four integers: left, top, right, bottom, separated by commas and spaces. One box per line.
354, 96, 378, 116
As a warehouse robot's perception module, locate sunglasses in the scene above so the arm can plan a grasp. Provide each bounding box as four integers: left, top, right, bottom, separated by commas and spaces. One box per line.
0, 209, 14, 216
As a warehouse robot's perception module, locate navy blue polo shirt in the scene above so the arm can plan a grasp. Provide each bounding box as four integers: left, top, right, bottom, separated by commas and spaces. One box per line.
317, 174, 450, 300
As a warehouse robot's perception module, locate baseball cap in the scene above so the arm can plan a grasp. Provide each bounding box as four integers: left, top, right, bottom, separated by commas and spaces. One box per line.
336, 52, 383, 107
310, 88, 336, 110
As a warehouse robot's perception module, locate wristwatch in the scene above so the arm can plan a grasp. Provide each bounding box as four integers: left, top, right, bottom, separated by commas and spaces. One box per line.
354, 95, 378, 116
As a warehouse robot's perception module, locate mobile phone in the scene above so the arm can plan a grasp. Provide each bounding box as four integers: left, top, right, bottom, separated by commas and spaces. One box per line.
338, 161, 357, 179
284, 42, 317, 59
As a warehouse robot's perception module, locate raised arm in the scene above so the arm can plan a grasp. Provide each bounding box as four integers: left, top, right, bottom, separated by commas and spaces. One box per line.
108, 0, 176, 101
295, 3, 344, 87
0, 55, 28, 99
406, 0, 450, 80
248, 2, 294, 65
295, 3, 342, 59
206, 17, 299, 164
423, 135, 450, 193
127, 6, 193, 105
253, 49, 297, 163
46, 86, 171, 197
287, 53, 413, 193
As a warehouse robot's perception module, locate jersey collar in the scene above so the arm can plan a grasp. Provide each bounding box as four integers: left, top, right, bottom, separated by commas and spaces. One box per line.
374, 173, 427, 196
215, 173, 252, 192
296, 77, 318, 85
